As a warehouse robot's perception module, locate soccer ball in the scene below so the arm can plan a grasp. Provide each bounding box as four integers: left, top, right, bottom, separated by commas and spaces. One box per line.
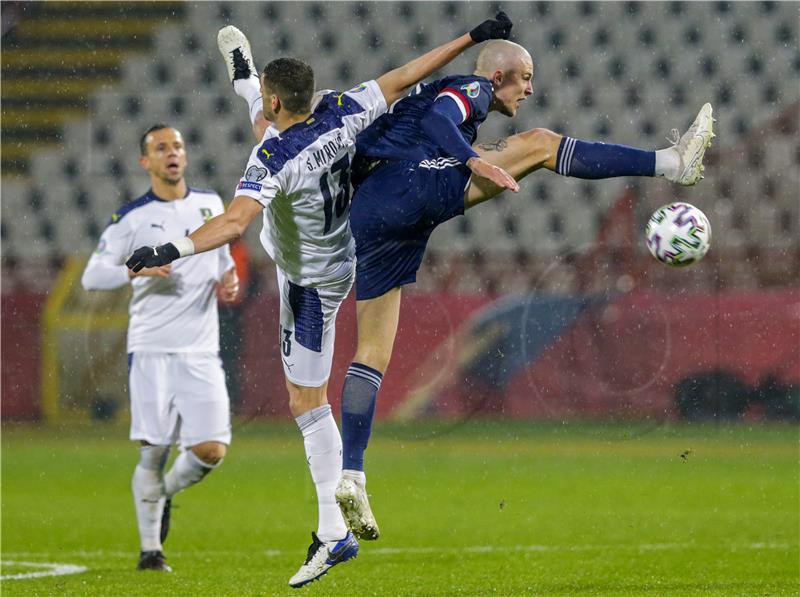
645, 202, 711, 267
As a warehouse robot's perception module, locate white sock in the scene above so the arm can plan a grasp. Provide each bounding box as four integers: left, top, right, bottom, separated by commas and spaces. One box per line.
164, 448, 216, 498
233, 75, 263, 125
655, 147, 680, 179
132, 445, 169, 552
342, 469, 366, 487
296, 405, 348, 542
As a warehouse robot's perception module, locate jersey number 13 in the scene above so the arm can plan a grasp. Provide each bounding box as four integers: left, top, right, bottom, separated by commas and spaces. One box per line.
319, 154, 351, 234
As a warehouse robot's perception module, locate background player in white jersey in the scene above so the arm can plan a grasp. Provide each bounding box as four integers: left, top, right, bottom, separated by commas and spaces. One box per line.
82, 124, 240, 572
126, 15, 515, 588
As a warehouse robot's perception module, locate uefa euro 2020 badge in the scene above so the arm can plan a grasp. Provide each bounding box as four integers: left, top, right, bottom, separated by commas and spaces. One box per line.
461, 81, 480, 98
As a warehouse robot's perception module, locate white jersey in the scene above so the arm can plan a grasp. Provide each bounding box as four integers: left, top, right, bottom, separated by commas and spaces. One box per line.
234, 80, 387, 287
81, 188, 235, 353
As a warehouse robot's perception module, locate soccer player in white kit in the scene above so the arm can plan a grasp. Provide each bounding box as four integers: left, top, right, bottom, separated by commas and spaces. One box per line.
82, 124, 240, 572
126, 18, 515, 587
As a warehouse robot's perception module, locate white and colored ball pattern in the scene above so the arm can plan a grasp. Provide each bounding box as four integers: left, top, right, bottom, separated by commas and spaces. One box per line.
645, 202, 711, 267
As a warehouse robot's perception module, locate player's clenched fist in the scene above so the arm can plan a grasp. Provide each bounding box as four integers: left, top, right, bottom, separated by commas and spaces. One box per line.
469, 11, 513, 43
126, 243, 180, 273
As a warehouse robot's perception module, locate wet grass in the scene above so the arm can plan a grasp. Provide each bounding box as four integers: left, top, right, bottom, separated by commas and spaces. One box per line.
2, 421, 798, 595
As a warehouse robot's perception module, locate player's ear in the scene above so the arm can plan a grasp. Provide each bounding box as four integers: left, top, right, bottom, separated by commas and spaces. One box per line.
493, 70, 504, 87
138, 154, 149, 171
271, 94, 281, 115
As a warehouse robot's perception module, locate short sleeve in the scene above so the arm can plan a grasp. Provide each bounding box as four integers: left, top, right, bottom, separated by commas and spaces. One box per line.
334, 80, 388, 139
234, 140, 282, 208
434, 78, 493, 124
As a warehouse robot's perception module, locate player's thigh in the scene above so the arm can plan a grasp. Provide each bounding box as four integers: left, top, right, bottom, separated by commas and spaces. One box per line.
465, 128, 563, 209
129, 352, 178, 445
277, 267, 354, 388
354, 286, 402, 374
172, 353, 231, 447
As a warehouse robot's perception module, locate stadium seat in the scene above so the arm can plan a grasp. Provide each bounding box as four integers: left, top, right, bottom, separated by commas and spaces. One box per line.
5, 0, 797, 267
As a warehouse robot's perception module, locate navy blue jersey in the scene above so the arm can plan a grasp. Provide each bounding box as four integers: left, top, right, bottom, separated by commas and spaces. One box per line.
355, 74, 493, 163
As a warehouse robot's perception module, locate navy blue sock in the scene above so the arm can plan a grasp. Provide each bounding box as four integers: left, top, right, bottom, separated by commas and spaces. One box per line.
341, 363, 382, 472
556, 136, 655, 178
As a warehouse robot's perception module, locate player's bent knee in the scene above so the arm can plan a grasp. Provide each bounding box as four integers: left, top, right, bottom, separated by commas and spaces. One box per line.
191, 441, 226, 465
519, 128, 561, 163
286, 379, 328, 418
353, 346, 392, 375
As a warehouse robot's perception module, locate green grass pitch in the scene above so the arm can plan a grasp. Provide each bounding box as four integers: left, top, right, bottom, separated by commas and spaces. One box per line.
2, 421, 798, 596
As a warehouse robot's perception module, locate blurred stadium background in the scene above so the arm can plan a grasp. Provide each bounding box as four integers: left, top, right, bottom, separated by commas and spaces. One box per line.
1, 1, 798, 425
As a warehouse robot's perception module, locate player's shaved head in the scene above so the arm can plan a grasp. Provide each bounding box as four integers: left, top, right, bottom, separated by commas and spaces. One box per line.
474, 40, 534, 117
474, 40, 532, 77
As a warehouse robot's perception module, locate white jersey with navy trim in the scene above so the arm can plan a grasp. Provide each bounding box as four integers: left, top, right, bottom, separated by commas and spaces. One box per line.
234, 79, 387, 287
81, 188, 235, 353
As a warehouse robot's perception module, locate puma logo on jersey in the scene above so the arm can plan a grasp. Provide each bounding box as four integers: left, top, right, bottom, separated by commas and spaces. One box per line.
150, 222, 165, 230
261, 148, 273, 159
334, 92, 346, 106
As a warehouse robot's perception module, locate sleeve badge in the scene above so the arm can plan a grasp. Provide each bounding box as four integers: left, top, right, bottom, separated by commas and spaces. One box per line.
460, 81, 481, 99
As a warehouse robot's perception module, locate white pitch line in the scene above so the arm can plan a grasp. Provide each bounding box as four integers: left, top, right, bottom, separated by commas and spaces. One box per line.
1, 561, 87, 581
2, 542, 791, 563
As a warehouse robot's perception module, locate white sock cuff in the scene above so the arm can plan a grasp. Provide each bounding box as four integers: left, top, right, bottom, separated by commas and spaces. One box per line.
342, 469, 366, 486
186, 448, 217, 470
655, 147, 680, 179
295, 404, 333, 433
249, 97, 264, 127
139, 444, 170, 471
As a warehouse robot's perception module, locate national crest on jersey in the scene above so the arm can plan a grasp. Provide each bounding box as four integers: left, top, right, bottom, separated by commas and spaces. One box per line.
355, 74, 493, 164
234, 79, 387, 287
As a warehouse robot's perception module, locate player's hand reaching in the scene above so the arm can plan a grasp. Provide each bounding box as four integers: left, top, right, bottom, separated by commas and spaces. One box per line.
126, 243, 180, 273
469, 11, 513, 43
466, 157, 520, 193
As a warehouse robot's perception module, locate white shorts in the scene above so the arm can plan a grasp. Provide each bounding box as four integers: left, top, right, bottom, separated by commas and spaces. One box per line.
128, 352, 231, 447
276, 267, 354, 387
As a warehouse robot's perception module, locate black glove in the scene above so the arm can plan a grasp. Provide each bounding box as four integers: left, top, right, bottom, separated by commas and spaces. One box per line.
469, 11, 513, 43
126, 243, 180, 273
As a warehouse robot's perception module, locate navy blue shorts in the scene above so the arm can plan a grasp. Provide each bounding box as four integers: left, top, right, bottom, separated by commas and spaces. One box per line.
350, 158, 470, 301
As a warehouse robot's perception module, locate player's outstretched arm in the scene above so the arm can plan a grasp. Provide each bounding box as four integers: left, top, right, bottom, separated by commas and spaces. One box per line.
376, 12, 512, 106
126, 196, 263, 272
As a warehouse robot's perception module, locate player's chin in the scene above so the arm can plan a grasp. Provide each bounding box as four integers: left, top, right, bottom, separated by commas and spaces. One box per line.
162, 169, 184, 183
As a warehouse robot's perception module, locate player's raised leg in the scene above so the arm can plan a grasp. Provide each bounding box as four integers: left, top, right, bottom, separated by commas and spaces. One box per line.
218, 25, 269, 139
466, 103, 715, 208
336, 287, 402, 540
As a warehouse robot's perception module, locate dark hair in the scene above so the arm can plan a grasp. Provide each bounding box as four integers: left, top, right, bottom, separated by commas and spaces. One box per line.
262, 58, 315, 114
140, 123, 172, 155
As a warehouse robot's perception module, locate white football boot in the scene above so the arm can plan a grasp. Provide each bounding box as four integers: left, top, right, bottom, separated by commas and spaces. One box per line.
288, 531, 359, 588
335, 477, 380, 540
217, 25, 256, 84
664, 103, 716, 186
